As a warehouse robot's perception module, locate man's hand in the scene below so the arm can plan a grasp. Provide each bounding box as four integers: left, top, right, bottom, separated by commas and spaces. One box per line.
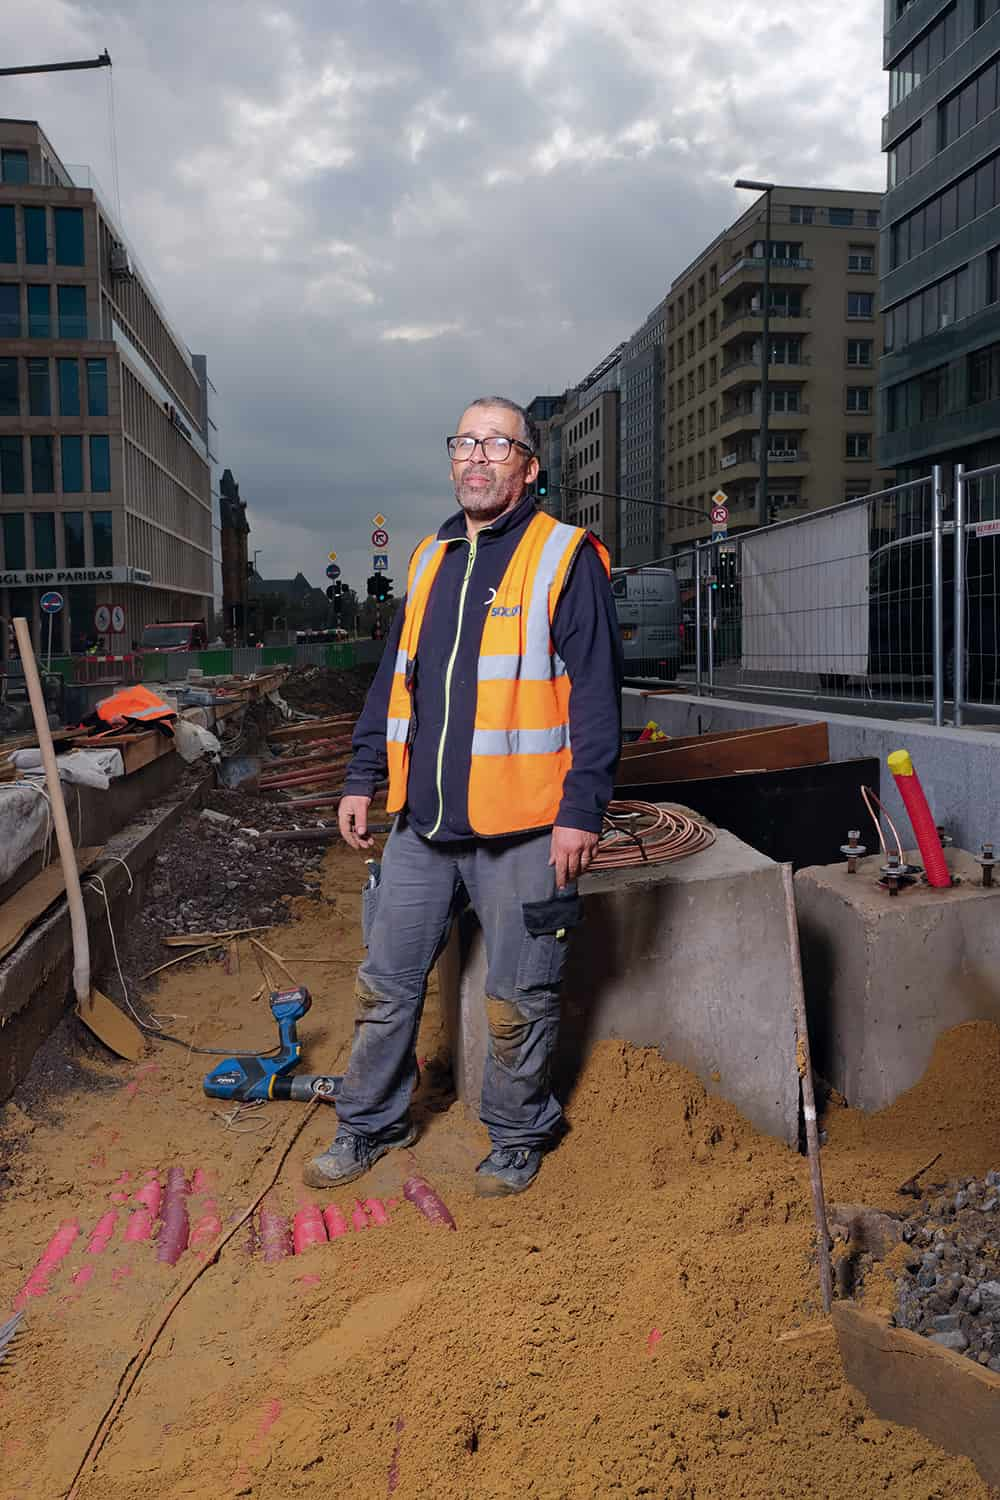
549, 825, 600, 889
339, 794, 374, 850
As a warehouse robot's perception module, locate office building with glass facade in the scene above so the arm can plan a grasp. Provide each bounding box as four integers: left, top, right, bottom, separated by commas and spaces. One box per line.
880, 0, 1000, 472
0, 118, 218, 656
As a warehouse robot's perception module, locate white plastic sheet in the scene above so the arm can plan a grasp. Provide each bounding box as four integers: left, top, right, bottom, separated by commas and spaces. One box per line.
740, 506, 870, 676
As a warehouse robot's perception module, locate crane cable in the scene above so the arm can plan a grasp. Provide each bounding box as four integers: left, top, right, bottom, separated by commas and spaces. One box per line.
592, 800, 715, 870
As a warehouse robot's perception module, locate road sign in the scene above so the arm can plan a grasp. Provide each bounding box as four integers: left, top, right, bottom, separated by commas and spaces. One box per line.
40, 591, 64, 614
372, 528, 389, 548
712, 529, 728, 543
94, 604, 110, 632
327, 550, 338, 562
325, 563, 341, 580
710, 504, 729, 526
371, 512, 387, 529
373, 553, 389, 571
111, 604, 125, 634
711, 489, 728, 508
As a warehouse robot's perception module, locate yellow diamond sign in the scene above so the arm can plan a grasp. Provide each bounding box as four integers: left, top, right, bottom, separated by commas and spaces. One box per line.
327, 551, 337, 562
371, 513, 387, 529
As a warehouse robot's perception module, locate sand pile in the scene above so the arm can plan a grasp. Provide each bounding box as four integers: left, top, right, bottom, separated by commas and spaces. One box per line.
1, 843, 998, 1498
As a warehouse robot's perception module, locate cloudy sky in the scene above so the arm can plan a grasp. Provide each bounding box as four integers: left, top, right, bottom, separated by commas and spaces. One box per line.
6, 0, 886, 594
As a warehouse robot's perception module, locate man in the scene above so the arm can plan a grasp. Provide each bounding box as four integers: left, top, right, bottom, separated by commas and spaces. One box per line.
304, 396, 622, 1197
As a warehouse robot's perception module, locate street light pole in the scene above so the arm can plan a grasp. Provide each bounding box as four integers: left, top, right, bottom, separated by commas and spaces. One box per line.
735, 178, 776, 529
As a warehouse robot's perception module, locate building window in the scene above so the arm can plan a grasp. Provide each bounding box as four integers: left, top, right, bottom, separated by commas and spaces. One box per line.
0, 358, 18, 417
890, 6, 958, 109
969, 344, 1000, 403
30, 436, 55, 493
709, 446, 717, 472
57, 285, 87, 339
789, 205, 814, 224
846, 433, 872, 460
27, 285, 50, 338
846, 386, 872, 413
847, 339, 873, 367
770, 388, 801, 413
54, 208, 85, 267
989, 247, 1000, 305
2, 512, 26, 568
829, 207, 854, 226
884, 264, 969, 351
709, 401, 718, 429
23, 206, 47, 265
58, 359, 80, 417
61, 436, 84, 493
866, 210, 880, 228
27, 358, 50, 416
697, 408, 706, 436
848, 245, 875, 273
768, 336, 801, 364
938, 56, 1000, 151
1, 149, 29, 185
0, 436, 24, 494
90, 435, 111, 492
709, 355, 718, 384
0, 206, 14, 264
0, 284, 20, 338
848, 291, 874, 319
888, 125, 921, 189
32, 512, 56, 567
63, 511, 85, 567
709, 263, 718, 293
91, 511, 113, 566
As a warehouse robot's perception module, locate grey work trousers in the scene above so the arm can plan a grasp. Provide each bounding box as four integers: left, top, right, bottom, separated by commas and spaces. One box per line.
334, 819, 578, 1149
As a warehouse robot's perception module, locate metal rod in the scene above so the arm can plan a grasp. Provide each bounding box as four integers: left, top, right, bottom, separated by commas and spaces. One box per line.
694, 542, 704, 696
954, 462, 966, 727
707, 568, 715, 691
0, 51, 111, 76
759, 190, 772, 531
781, 863, 833, 1314
931, 463, 945, 728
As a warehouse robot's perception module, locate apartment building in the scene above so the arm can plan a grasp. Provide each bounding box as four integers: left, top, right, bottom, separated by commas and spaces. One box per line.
664, 187, 890, 550
618, 307, 667, 567
0, 119, 217, 657
879, 0, 1000, 473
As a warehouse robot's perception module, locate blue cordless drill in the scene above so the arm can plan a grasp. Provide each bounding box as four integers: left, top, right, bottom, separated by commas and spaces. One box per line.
202, 986, 342, 1103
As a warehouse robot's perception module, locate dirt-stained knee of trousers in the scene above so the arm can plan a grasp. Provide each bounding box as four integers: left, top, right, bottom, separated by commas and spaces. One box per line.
355, 977, 380, 1016
486, 995, 530, 1067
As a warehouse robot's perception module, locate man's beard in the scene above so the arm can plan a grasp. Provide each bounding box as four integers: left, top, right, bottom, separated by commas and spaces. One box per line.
455, 470, 507, 515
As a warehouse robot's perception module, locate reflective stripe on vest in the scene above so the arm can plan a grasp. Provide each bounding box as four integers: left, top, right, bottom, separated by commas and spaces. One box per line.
385, 511, 610, 836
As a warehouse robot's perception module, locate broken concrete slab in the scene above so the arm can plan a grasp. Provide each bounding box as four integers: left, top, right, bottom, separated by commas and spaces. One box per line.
438, 815, 802, 1145
795, 849, 1000, 1112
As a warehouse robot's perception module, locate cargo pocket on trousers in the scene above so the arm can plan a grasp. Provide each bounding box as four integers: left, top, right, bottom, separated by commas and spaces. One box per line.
515, 889, 582, 992
360, 859, 382, 949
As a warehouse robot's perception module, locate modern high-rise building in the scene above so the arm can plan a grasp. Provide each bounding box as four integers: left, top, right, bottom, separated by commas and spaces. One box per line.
879, 0, 1000, 475
618, 306, 667, 567
0, 119, 217, 657
665, 187, 890, 554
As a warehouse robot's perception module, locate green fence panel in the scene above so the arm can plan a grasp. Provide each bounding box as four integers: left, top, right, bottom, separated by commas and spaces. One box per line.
324, 644, 357, 669
44, 656, 75, 683
261, 646, 295, 667
141, 653, 168, 682
197, 650, 234, 677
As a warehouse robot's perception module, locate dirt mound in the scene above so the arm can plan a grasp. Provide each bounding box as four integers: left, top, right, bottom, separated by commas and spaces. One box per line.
1, 844, 996, 1499
280, 664, 376, 716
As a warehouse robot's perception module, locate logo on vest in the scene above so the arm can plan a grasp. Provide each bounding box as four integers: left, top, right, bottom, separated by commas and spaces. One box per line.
490, 604, 522, 618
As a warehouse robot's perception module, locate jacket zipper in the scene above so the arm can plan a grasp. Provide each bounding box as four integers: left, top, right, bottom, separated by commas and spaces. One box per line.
428, 535, 477, 837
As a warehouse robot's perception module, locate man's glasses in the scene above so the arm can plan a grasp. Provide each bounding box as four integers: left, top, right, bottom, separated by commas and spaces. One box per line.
447, 435, 534, 463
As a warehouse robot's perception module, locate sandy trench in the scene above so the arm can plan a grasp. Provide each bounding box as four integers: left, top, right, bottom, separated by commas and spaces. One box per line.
0, 837, 998, 1499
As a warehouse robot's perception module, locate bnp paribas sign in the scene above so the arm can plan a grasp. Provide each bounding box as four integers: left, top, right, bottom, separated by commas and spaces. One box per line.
0, 567, 152, 587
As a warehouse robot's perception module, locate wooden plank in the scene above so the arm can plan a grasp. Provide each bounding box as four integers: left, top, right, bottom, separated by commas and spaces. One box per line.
832, 1303, 1000, 1490
621, 722, 810, 759
268, 715, 358, 745
616, 722, 830, 786
0, 848, 104, 961
121, 731, 173, 775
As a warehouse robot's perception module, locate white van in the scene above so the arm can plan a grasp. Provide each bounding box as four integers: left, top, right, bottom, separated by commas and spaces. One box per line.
611, 567, 682, 680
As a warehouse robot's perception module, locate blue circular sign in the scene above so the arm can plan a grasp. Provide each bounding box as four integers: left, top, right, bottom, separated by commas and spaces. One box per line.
325, 563, 341, 579
40, 591, 64, 614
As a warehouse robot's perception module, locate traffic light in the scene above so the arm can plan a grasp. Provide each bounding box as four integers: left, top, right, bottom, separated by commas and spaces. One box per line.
376, 577, 392, 604
326, 585, 336, 601
366, 574, 379, 597
537, 469, 549, 498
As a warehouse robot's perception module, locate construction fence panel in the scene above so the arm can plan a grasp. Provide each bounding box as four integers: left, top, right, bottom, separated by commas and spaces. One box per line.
956, 463, 1000, 710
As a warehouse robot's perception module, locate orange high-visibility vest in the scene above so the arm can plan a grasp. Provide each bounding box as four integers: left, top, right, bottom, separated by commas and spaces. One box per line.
95, 684, 176, 725
386, 510, 610, 837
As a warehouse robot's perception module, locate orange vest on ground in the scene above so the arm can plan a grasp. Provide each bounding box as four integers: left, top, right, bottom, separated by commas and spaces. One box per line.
95, 685, 176, 726
386, 510, 611, 837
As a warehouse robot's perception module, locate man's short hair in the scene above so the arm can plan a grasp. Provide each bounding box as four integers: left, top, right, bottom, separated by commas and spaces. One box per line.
465, 396, 539, 456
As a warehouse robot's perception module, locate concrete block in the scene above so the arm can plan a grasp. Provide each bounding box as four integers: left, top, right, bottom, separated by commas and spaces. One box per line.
795, 849, 1000, 1112
438, 815, 802, 1145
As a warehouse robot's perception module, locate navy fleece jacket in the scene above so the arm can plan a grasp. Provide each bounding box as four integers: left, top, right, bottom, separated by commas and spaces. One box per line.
342, 493, 623, 839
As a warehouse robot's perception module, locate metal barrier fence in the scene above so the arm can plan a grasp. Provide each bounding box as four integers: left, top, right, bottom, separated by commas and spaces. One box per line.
618, 466, 1000, 724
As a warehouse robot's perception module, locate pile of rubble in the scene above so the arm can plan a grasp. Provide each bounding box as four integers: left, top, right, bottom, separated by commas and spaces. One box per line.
889, 1169, 1000, 1369
279, 664, 375, 716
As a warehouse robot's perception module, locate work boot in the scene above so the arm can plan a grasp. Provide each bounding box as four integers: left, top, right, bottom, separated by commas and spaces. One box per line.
474, 1146, 542, 1197
303, 1120, 416, 1188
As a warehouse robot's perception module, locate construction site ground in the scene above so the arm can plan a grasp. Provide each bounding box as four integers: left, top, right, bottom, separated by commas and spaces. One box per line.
2, 802, 1000, 1496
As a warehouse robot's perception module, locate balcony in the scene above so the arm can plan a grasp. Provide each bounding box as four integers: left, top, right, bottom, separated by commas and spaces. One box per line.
719, 404, 810, 438
718, 255, 814, 289
719, 306, 809, 336
717, 450, 811, 483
